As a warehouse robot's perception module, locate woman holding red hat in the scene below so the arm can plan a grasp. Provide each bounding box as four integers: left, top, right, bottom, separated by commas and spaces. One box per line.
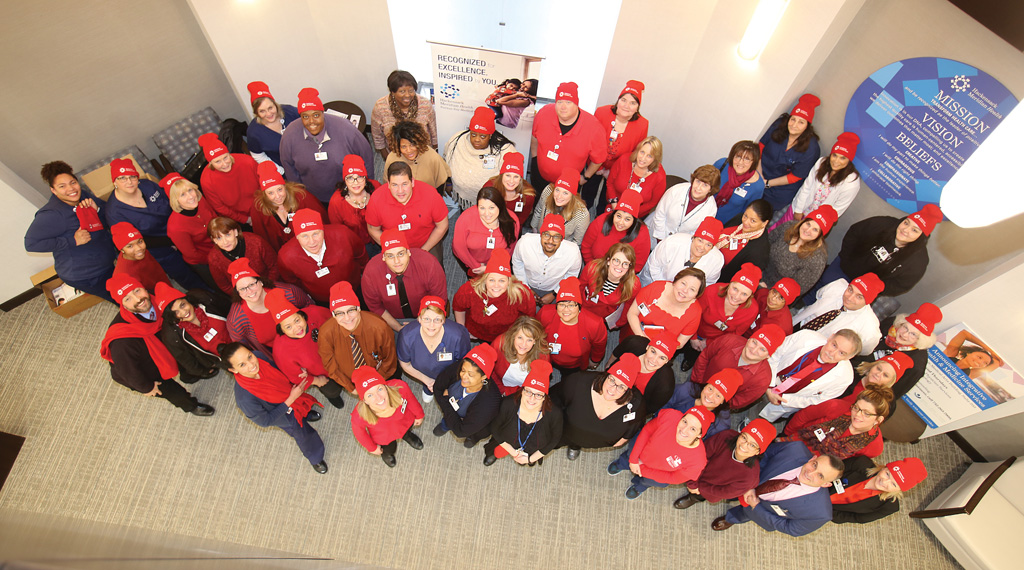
164, 173, 221, 289
611, 331, 679, 413
483, 152, 535, 231
716, 199, 773, 282
783, 386, 893, 460
197, 133, 260, 225
584, 80, 650, 210
580, 243, 641, 330
758, 93, 822, 211
453, 249, 536, 343
580, 190, 652, 270
431, 344, 502, 448
453, 186, 521, 276
444, 106, 517, 211
764, 204, 835, 296
648, 165, 722, 243
371, 70, 438, 161
600, 136, 666, 217
831, 456, 928, 523
673, 418, 776, 510
206, 216, 279, 295
157, 282, 230, 383
681, 263, 763, 370
531, 168, 591, 244
784, 132, 861, 224
245, 81, 301, 169
265, 288, 344, 409
351, 366, 426, 468
252, 161, 328, 251
550, 353, 647, 461
748, 277, 801, 336
483, 360, 563, 467
226, 257, 315, 363
397, 296, 472, 404
626, 267, 706, 347
537, 277, 608, 379
384, 120, 451, 192
713, 141, 766, 224
489, 316, 550, 397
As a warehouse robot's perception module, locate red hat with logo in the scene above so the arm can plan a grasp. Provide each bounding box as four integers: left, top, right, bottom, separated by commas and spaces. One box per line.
523, 360, 553, 395
791, 93, 821, 123
555, 169, 581, 196
353, 366, 386, 398
832, 132, 860, 160
556, 276, 582, 304
752, 323, 785, 356
555, 82, 579, 106
159, 172, 185, 192
906, 302, 942, 336
807, 204, 838, 235
772, 278, 801, 306
852, 273, 885, 304
609, 353, 641, 389
648, 330, 679, 358
615, 191, 642, 218
418, 295, 446, 317
329, 281, 358, 312
111, 222, 143, 251
153, 282, 186, 314
466, 344, 497, 377
264, 288, 298, 324
694, 216, 724, 243
484, 248, 512, 277
709, 369, 743, 402
741, 418, 777, 451
500, 152, 524, 176
291, 209, 323, 235
619, 80, 645, 105
197, 133, 228, 162
879, 351, 914, 381
106, 274, 143, 305
342, 154, 367, 178
247, 81, 274, 104
380, 229, 408, 252
470, 106, 496, 134
109, 158, 139, 182
887, 457, 928, 491
540, 213, 566, 237
731, 263, 762, 292
228, 258, 259, 287
257, 160, 285, 191
908, 203, 943, 236
685, 405, 714, 435
297, 87, 323, 113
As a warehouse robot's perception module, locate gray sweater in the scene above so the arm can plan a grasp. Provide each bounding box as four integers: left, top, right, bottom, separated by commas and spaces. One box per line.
764, 220, 828, 295
530, 185, 591, 245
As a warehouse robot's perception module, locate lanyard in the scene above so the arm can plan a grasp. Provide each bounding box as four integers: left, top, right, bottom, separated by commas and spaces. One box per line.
517, 410, 542, 451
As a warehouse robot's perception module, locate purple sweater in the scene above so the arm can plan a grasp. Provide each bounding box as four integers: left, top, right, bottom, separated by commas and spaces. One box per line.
279, 113, 375, 202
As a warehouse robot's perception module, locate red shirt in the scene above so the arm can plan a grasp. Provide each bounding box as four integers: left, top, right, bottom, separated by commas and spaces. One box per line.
696, 283, 761, 341
200, 153, 260, 223
579, 260, 639, 328
537, 304, 608, 370
243, 304, 278, 349
207, 232, 280, 295
605, 155, 667, 218
629, 408, 708, 485
271, 305, 334, 384
327, 180, 381, 245
452, 281, 536, 342
167, 199, 218, 264
277, 225, 368, 304
630, 281, 701, 339
251, 190, 328, 251
580, 213, 651, 270
593, 105, 649, 170
691, 333, 773, 410
531, 105, 608, 183
452, 206, 520, 274
745, 288, 794, 337
361, 248, 448, 320
364, 181, 447, 248
113, 252, 169, 293
350, 380, 425, 452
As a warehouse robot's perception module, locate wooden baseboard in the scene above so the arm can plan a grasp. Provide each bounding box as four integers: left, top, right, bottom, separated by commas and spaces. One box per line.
0, 288, 43, 312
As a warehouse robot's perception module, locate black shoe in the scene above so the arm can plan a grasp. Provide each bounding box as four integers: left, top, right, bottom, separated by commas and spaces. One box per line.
312, 461, 328, 474
566, 447, 581, 461
680, 359, 694, 372
463, 437, 478, 449
483, 453, 497, 466
306, 410, 322, 422
673, 495, 698, 510
327, 395, 345, 409
432, 422, 448, 437
381, 453, 397, 468
190, 404, 215, 416
403, 431, 424, 450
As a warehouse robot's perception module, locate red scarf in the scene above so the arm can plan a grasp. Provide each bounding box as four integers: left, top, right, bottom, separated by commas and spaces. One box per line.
233, 363, 321, 427
178, 306, 228, 354
100, 307, 179, 380
831, 478, 880, 505
716, 165, 755, 208
883, 325, 915, 351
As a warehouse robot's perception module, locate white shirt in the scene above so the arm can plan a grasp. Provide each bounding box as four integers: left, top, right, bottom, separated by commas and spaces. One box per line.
511, 233, 582, 292
792, 279, 881, 355
764, 329, 853, 416
646, 183, 718, 241
791, 157, 861, 217
639, 231, 724, 286
302, 240, 327, 266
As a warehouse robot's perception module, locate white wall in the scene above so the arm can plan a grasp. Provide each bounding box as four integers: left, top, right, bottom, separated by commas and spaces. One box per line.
0, 162, 57, 301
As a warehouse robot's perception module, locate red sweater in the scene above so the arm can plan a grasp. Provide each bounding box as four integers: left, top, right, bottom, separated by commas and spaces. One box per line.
629, 408, 707, 485
271, 305, 334, 384
350, 380, 425, 452
167, 200, 217, 264
691, 334, 773, 410
113, 252, 169, 293
537, 304, 607, 370
488, 333, 551, 396
784, 399, 884, 459
207, 232, 280, 295
277, 225, 368, 304
200, 154, 260, 223
746, 287, 794, 337
593, 106, 649, 170
630, 281, 701, 339
695, 283, 761, 341
251, 190, 328, 251
604, 154, 667, 218
327, 180, 381, 245
580, 213, 651, 270
579, 260, 639, 329
452, 281, 536, 342
687, 429, 760, 503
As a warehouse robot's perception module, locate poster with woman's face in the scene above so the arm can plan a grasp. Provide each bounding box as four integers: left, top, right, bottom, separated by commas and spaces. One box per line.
937, 323, 1021, 404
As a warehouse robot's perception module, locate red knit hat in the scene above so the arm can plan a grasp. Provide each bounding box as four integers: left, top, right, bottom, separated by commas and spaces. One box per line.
908, 203, 943, 236
685, 405, 713, 435
353, 366, 386, 398
297, 87, 323, 113
247, 81, 273, 104
469, 106, 496, 134
694, 216, 724, 243
852, 273, 885, 304
263, 288, 299, 324
772, 278, 801, 306
648, 330, 679, 358
555, 82, 579, 106
540, 213, 566, 237
906, 302, 942, 336
554, 169, 580, 195
111, 221, 143, 251
500, 152, 524, 176
752, 324, 785, 356
791, 93, 821, 123
555, 276, 582, 304
832, 132, 860, 160
609, 353, 641, 389
342, 154, 367, 178
709, 369, 743, 402
484, 248, 512, 277
731, 263, 762, 292
879, 352, 914, 381
106, 274, 143, 305
741, 418, 777, 451
291, 209, 323, 235
228, 258, 259, 287
257, 160, 285, 191
418, 295, 446, 317
466, 344, 497, 377
807, 204, 838, 235
197, 133, 228, 161
887, 457, 928, 491
159, 172, 185, 192
524, 360, 553, 395
109, 158, 139, 182
615, 191, 642, 218
153, 281, 185, 314
329, 281, 358, 311
380, 229, 408, 252
619, 80, 644, 105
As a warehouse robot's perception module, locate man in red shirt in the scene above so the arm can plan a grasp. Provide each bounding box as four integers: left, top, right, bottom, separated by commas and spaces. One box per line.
530, 81, 607, 193
365, 161, 449, 264
277, 209, 367, 305
361, 229, 448, 332
690, 324, 786, 416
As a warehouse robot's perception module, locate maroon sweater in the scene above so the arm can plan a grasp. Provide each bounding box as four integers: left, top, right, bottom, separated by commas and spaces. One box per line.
207, 232, 280, 295
686, 429, 760, 503
278, 225, 368, 304
691, 333, 773, 410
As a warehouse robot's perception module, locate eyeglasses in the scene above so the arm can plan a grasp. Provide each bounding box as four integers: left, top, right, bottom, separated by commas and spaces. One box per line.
383, 250, 408, 261
237, 280, 261, 294
851, 404, 879, 418
115, 175, 139, 182
333, 307, 360, 318
419, 315, 444, 324
606, 380, 629, 394
345, 175, 365, 183
523, 389, 545, 400
540, 232, 563, 242
609, 258, 631, 268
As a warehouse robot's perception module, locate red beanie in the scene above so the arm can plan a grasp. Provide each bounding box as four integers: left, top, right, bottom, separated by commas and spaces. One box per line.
418, 295, 446, 317
648, 330, 679, 358
353, 366, 386, 398
153, 282, 185, 314
906, 302, 942, 336
709, 369, 743, 402
198, 133, 228, 162
466, 344, 497, 377
159, 172, 185, 192
291, 209, 323, 235
807, 204, 838, 235
500, 152, 524, 176
852, 273, 885, 304
741, 418, 777, 450
555, 169, 580, 195
524, 360, 553, 394
731, 263, 762, 292
555, 82, 579, 106
484, 248, 512, 277
247, 81, 273, 104
772, 278, 801, 306
342, 154, 368, 178
555, 276, 582, 304
228, 258, 259, 287
264, 288, 299, 324
752, 324, 785, 356
879, 352, 914, 381
685, 405, 713, 435
609, 353, 641, 389
329, 281, 358, 312
540, 213, 566, 237
694, 216, 724, 243
908, 203, 943, 236
106, 274, 143, 305
887, 457, 928, 491
791, 93, 821, 123
615, 191, 642, 218
470, 106, 496, 134
257, 160, 285, 191
619, 80, 645, 105
297, 87, 323, 113
832, 132, 860, 160
111, 222, 143, 251
109, 158, 139, 182
380, 229, 409, 252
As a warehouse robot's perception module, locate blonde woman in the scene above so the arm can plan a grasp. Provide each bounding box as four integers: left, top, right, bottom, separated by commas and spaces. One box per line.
531, 168, 591, 244
831, 455, 928, 524
350, 366, 425, 468
251, 161, 327, 251
601, 136, 666, 216
452, 249, 537, 342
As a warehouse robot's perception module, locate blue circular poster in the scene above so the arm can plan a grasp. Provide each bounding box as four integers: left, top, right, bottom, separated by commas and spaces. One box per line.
844, 57, 1017, 213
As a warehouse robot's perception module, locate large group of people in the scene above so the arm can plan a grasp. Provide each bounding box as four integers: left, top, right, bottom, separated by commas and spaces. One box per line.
26, 75, 946, 537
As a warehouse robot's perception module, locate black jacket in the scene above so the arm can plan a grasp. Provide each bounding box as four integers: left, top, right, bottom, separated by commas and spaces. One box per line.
159, 289, 231, 381
433, 360, 502, 441
830, 455, 901, 524
719, 232, 770, 284
847, 317, 929, 415
839, 216, 930, 296
612, 335, 675, 414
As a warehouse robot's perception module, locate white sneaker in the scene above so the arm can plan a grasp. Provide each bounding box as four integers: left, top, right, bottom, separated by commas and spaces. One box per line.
422, 392, 434, 404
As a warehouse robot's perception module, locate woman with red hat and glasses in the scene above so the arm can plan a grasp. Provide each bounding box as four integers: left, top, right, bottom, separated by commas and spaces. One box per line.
482, 152, 535, 231
206, 216, 279, 295
156, 281, 230, 384
197, 133, 260, 226
782, 386, 893, 460
220, 342, 327, 474
550, 353, 647, 461
350, 366, 426, 468
673, 418, 777, 510
780, 132, 861, 226
537, 277, 608, 380
489, 315, 550, 397
831, 456, 928, 523
747, 277, 801, 337
431, 344, 502, 448
680, 263, 762, 371
608, 405, 711, 500
580, 243, 641, 330
453, 248, 536, 343
245, 81, 301, 169
764, 204, 836, 296
531, 168, 592, 245
483, 360, 564, 467
611, 330, 679, 414
583, 80, 649, 209
758, 93, 822, 211
581, 190, 652, 270
397, 296, 471, 404
444, 107, 517, 211
600, 136, 666, 217
663, 369, 744, 441
453, 186, 520, 276
251, 161, 328, 251
626, 266, 706, 348
225, 257, 314, 363
712, 141, 766, 225
328, 155, 382, 254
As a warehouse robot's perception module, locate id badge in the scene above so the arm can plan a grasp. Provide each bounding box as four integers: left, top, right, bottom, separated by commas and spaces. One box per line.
314, 151, 328, 161
729, 238, 739, 250
398, 223, 412, 231
546, 150, 559, 161
400, 399, 408, 413
437, 351, 453, 362
873, 349, 890, 360
315, 267, 331, 278
833, 479, 846, 494
386, 283, 397, 296
486, 236, 496, 249
550, 343, 561, 354
449, 396, 460, 411
814, 428, 827, 442
734, 188, 748, 198
638, 303, 651, 317
714, 320, 728, 331
283, 227, 292, 234
590, 294, 599, 303
622, 412, 636, 422
629, 182, 642, 191
203, 328, 218, 342
483, 155, 497, 169
871, 246, 891, 262
770, 504, 788, 517
514, 201, 524, 212
484, 304, 498, 316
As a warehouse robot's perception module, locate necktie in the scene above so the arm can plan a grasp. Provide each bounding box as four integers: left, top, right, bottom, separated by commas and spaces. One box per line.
350, 334, 366, 368
803, 308, 843, 331
755, 477, 800, 496
683, 260, 695, 268
395, 274, 413, 319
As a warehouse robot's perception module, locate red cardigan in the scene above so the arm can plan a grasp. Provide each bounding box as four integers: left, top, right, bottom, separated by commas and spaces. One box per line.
691, 333, 773, 410
604, 153, 666, 218
200, 153, 260, 223
250, 190, 328, 252
207, 232, 280, 295
695, 283, 761, 342
167, 199, 218, 265
277, 225, 368, 304
327, 180, 381, 245
537, 304, 608, 370
579, 260, 639, 329
580, 213, 651, 270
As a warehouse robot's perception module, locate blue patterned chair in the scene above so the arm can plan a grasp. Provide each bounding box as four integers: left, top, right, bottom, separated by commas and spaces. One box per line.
152, 107, 222, 172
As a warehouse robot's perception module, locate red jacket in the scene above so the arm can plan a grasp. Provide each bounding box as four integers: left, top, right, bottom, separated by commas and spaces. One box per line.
695, 283, 761, 341
277, 225, 368, 304
200, 153, 260, 223
537, 304, 608, 370
167, 199, 217, 265
579, 260, 639, 329
207, 232, 280, 295
580, 213, 651, 270
251, 190, 328, 251
604, 153, 666, 218
691, 333, 773, 410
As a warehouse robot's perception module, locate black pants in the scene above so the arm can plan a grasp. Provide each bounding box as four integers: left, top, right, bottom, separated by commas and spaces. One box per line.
380, 426, 415, 458
318, 379, 344, 400
580, 175, 605, 211
157, 379, 200, 412
529, 156, 551, 196
679, 341, 702, 366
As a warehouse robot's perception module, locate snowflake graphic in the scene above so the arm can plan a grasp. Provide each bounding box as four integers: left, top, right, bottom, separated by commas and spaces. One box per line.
439, 83, 461, 99
950, 75, 970, 93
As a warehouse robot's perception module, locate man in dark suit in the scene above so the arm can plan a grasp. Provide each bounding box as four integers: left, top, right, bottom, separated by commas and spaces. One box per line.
711, 441, 842, 537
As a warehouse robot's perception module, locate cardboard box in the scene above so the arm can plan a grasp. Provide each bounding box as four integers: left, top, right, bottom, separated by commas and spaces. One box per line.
30, 267, 104, 319
78, 154, 159, 201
